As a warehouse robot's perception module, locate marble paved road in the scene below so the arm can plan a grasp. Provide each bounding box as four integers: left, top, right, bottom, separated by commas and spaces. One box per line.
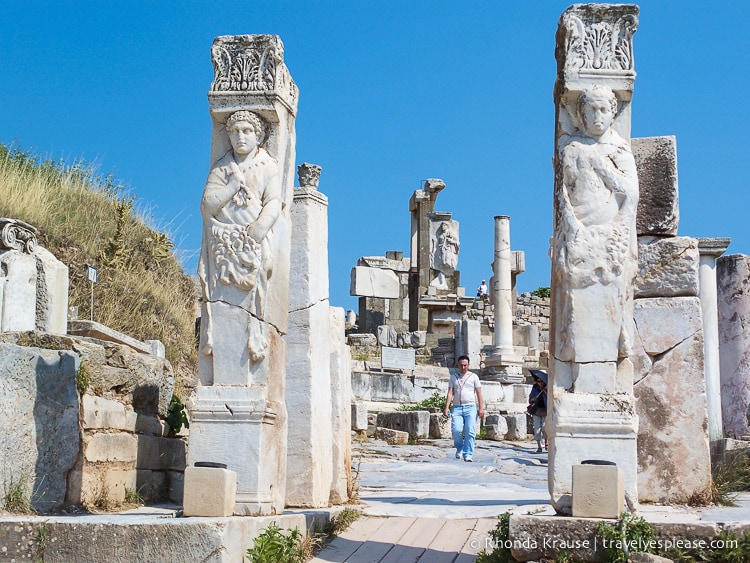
313, 438, 551, 562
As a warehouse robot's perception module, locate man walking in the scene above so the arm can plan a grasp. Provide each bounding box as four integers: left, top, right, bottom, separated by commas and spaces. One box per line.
443, 355, 484, 462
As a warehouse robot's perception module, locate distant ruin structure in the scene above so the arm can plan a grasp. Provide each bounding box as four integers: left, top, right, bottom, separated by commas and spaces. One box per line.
189, 34, 298, 516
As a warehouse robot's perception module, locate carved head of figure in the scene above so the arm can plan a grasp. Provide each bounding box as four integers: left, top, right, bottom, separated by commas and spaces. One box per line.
226, 110, 267, 156
576, 85, 618, 139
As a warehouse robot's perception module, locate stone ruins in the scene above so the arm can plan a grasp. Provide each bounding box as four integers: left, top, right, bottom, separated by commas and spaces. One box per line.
5, 5, 750, 559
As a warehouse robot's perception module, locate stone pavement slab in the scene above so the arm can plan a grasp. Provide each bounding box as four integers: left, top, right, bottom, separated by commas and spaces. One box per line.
354, 438, 552, 519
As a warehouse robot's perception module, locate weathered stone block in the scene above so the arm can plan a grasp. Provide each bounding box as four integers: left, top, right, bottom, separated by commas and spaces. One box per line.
429, 413, 451, 438
350, 266, 400, 298
135, 414, 168, 436
376, 411, 429, 439
636, 236, 700, 298
375, 427, 408, 445
634, 296, 703, 357
136, 435, 187, 471
571, 464, 623, 518
483, 414, 509, 441
0, 251, 37, 331
634, 297, 710, 503
168, 470, 185, 504
377, 324, 397, 347
35, 246, 69, 334
351, 402, 368, 432
0, 343, 79, 512
85, 433, 138, 463
136, 469, 167, 501
82, 395, 137, 431
509, 514, 605, 562
504, 413, 527, 441
633, 136, 679, 236
183, 466, 237, 517
329, 306, 351, 506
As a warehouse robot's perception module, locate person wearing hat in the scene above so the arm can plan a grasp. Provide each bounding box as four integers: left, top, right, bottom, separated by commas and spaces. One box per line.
528, 370, 548, 453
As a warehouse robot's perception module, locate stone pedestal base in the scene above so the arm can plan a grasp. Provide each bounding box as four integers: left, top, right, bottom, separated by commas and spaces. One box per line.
187, 387, 287, 516
183, 466, 237, 517
548, 392, 638, 515
482, 352, 524, 383
572, 464, 624, 518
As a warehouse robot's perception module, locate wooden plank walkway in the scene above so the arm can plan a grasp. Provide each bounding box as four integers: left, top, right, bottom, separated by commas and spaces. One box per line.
311, 516, 498, 563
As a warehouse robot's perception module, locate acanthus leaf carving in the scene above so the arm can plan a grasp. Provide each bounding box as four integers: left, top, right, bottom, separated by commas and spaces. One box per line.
210, 35, 282, 93
561, 12, 638, 74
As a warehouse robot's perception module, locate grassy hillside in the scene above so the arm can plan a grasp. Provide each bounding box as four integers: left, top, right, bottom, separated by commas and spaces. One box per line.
0, 144, 197, 392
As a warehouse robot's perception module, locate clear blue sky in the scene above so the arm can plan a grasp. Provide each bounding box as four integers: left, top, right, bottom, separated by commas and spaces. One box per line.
2, 1, 748, 312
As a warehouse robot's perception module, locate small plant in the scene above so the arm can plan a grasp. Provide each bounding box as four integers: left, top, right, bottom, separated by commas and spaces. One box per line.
75, 361, 91, 395
596, 512, 656, 563
2, 472, 35, 514
124, 487, 144, 505
165, 394, 189, 436
711, 448, 750, 506
397, 391, 447, 412
33, 525, 46, 563
84, 479, 117, 512
476, 512, 514, 563
246, 522, 306, 563
353, 352, 369, 361
326, 507, 362, 536
347, 452, 362, 503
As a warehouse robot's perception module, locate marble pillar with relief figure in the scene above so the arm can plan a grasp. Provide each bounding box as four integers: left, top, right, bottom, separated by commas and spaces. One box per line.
548, 4, 640, 514
188, 34, 297, 516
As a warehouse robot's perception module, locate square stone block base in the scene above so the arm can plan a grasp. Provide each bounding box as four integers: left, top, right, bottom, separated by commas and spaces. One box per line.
572, 464, 624, 518
187, 387, 287, 515
183, 466, 236, 517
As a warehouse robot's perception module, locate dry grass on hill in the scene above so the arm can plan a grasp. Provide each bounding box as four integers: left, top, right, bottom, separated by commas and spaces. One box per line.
0, 144, 197, 392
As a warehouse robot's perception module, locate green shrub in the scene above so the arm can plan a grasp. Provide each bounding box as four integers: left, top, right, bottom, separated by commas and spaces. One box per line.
530, 286, 550, 298
166, 394, 190, 436
397, 391, 446, 412
246, 523, 305, 563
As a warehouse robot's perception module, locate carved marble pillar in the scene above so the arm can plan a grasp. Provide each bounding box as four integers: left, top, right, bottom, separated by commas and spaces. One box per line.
718, 254, 750, 439
188, 34, 297, 516
698, 238, 731, 443
286, 163, 333, 507
483, 215, 523, 382
548, 4, 640, 514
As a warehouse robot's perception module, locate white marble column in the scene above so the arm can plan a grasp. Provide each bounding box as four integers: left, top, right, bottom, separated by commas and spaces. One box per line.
286, 163, 333, 508
718, 254, 750, 439
493, 216, 514, 354
482, 216, 523, 382
698, 238, 730, 442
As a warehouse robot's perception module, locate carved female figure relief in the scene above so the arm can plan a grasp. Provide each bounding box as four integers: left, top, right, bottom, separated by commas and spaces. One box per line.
199, 110, 282, 363
554, 84, 638, 362
430, 220, 460, 289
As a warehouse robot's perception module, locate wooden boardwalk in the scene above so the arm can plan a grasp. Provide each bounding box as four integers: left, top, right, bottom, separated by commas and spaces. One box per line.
312, 516, 498, 562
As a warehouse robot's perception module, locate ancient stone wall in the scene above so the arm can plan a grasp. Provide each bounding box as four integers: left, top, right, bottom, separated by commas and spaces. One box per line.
0, 332, 183, 511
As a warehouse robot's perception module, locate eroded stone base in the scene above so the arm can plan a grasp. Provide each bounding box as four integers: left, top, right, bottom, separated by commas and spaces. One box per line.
187, 387, 287, 516
548, 391, 638, 514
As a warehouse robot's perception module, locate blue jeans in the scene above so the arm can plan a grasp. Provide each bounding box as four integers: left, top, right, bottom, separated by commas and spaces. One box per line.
451, 404, 478, 458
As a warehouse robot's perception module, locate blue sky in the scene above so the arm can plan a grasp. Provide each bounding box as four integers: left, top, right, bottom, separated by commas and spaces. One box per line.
2, 1, 748, 312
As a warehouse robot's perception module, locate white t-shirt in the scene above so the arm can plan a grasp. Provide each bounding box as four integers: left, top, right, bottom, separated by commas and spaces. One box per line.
449, 372, 481, 406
